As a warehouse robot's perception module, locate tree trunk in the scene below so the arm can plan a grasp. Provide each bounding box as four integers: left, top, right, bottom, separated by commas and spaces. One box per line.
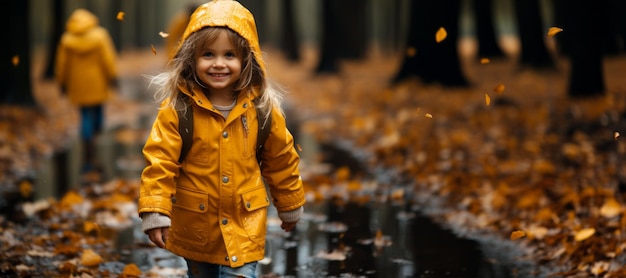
513, 0, 555, 69
43, 0, 65, 79
281, 0, 300, 61
315, 0, 339, 74
392, 0, 469, 87
0, 1, 35, 106
336, 0, 368, 60
473, 0, 505, 59
565, 0, 606, 97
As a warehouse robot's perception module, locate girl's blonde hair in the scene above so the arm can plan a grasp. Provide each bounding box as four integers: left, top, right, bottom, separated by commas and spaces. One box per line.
149, 27, 283, 118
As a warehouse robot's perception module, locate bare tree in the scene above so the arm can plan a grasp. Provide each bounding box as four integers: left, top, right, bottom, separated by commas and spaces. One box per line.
0, 1, 35, 106
392, 0, 469, 87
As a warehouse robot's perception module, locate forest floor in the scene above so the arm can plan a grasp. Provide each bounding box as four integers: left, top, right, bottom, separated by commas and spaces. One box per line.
2, 37, 626, 277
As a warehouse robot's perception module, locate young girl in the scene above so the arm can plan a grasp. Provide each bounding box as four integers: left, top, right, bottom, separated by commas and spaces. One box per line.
138, 1, 305, 277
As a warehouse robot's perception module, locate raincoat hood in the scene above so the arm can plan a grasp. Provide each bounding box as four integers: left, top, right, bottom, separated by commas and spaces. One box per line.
180, 0, 266, 76
62, 9, 107, 53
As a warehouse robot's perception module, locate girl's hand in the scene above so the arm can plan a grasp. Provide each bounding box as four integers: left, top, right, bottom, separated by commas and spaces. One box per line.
281, 221, 297, 232
147, 227, 169, 248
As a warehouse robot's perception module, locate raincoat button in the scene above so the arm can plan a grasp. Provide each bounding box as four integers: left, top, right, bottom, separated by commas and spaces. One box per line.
225, 256, 229, 261
222, 176, 229, 183
171, 197, 176, 204
222, 218, 228, 225
265, 197, 269, 203
199, 204, 205, 210
243, 103, 248, 108
246, 202, 251, 208
222, 131, 229, 138
232, 256, 238, 262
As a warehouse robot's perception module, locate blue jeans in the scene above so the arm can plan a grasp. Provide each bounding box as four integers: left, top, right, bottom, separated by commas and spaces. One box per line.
186, 259, 257, 278
80, 105, 103, 141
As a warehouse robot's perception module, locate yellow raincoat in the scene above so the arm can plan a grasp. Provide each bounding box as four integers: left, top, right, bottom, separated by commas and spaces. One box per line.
55, 9, 117, 106
138, 0, 305, 267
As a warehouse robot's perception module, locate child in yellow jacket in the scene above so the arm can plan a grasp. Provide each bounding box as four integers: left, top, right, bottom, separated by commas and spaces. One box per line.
138, 1, 305, 277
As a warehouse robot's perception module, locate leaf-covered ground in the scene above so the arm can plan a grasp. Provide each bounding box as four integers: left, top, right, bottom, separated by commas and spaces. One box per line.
2, 39, 626, 277
270, 42, 626, 277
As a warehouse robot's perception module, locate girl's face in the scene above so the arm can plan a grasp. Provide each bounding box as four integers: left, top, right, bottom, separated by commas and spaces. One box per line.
195, 30, 242, 96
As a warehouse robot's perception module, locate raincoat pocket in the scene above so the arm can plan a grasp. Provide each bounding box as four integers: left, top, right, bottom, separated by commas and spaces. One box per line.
170, 187, 210, 245
241, 186, 270, 243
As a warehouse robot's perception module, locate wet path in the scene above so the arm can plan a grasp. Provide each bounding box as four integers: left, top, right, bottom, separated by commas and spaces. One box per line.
26, 51, 537, 278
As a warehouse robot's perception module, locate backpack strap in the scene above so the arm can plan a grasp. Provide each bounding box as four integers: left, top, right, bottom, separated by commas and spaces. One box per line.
177, 96, 272, 165
177, 96, 193, 164
255, 105, 272, 164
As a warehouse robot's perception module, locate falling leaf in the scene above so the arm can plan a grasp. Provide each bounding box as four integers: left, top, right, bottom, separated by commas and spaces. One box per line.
80, 249, 103, 267
547, 27, 563, 37
600, 198, 622, 218
296, 143, 303, 152
480, 58, 490, 64
425, 113, 433, 118
406, 47, 416, 57
615, 131, 620, 140
574, 228, 595, 242
158, 31, 169, 38
116, 11, 125, 21
435, 27, 447, 43
494, 84, 505, 94
12, 55, 19, 66
511, 230, 526, 240
485, 93, 491, 106
151, 44, 157, 55
19, 179, 33, 198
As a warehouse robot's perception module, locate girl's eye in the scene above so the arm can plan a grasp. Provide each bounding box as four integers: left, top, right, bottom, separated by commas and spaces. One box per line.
202, 51, 213, 57
225, 52, 236, 58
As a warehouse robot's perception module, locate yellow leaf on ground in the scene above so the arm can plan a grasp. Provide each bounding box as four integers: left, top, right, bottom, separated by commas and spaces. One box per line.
435, 27, 447, 43
425, 113, 433, 118
511, 230, 526, 240
547, 27, 563, 37
80, 249, 103, 267
120, 263, 142, 277
59, 190, 84, 208
116, 11, 125, 21
600, 198, 622, 218
574, 228, 595, 242
480, 58, 490, 64
485, 93, 491, 106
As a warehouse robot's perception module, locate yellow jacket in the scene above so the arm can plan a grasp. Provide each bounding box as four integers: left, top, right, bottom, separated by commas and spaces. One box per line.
138, 0, 305, 267
55, 9, 117, 106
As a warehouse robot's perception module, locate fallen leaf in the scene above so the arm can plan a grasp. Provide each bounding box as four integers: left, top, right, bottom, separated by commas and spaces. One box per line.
480, 58, 490, 64
83, 221, 100, 234
116, 11, 125, 21
485, 93, 491, 106
151, 44, 157, 55
120, 263, 142, 277
12, 55, 19, 66
574, 228, 595, 242
80, 249, 103, 267
425, 113, 433, 118
547, 27, 563, 37
435, 27, 447, 43
511, 230, 526, 240
158, 31, 169, 38
600, 198, 621, 218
